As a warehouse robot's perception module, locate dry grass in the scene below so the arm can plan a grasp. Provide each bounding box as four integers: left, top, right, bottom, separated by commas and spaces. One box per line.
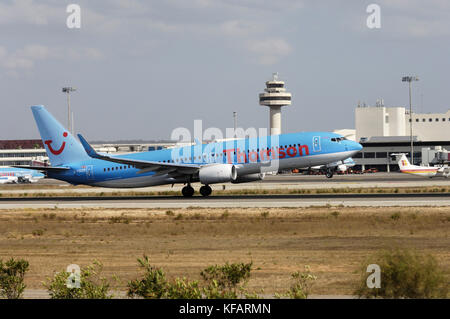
0, 206, 448, 296
1, 186, 450, 198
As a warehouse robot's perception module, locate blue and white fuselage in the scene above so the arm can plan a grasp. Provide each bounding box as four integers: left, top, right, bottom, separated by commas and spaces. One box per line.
14, 106, 362, 196
0, 167, 45, 184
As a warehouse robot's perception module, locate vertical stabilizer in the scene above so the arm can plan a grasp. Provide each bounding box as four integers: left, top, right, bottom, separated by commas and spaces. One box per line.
31, 105, 89, 166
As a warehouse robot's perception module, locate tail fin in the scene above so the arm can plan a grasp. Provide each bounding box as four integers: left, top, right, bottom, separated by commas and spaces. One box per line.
396, 153, 411, 171
31, 105, 89, 166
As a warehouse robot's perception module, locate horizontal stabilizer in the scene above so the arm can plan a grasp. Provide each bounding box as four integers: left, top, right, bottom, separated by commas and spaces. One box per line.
12, 165, 70, 171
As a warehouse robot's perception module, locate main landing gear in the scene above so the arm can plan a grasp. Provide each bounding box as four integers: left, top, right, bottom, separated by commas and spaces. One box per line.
181, 184, 212, 197
199, 185, 212, 197
181, 184, 195, 197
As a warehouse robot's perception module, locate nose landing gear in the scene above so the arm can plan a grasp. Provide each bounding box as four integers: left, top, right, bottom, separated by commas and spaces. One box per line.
325, 168, 334, 179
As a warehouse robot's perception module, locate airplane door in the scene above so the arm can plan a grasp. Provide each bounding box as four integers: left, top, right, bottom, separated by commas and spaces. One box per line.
313, 136, 321, 152
86, 165, 94, 180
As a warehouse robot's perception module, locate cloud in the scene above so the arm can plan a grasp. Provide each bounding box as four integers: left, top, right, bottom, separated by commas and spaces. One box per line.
0, 0, 60, 26
0, 1, 298, 66
0, 44, 103, 75
246, 38, 293, 65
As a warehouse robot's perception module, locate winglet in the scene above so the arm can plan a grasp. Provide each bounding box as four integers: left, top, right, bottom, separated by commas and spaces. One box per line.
77, 134, 101, 158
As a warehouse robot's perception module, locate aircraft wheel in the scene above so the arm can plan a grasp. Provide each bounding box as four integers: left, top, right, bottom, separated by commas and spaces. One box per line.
200, 185, 212, 197
325, 169, 334, 179
182, 185, 195, 197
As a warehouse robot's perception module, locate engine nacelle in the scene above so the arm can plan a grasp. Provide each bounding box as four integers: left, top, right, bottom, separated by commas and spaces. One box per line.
199, 164, 237, 184
231, 173, 265, 184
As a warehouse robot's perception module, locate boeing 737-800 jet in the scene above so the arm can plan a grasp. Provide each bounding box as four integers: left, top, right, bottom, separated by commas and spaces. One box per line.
14, 105, 362, 196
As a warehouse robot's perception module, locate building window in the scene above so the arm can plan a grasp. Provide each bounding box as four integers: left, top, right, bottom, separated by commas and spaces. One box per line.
443, 118, 446, 122
376, 152, 387, 158
436, 118, 439, 122
364, 152, 375, 158
429, 118, 432, 122
422, 119, 426, 122
415, 119, 419, 122
408, 119, 411, 122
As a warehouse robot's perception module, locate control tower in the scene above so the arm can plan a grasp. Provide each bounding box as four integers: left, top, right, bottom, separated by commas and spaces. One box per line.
259, 73, 292, 135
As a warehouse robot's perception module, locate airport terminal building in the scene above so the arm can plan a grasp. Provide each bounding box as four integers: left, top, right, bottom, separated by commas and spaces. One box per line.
353, 103, 450, 171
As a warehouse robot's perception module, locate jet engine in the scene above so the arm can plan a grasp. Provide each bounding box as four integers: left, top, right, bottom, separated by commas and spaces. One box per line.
231, 173, 265, 184
199, 164, 237, 184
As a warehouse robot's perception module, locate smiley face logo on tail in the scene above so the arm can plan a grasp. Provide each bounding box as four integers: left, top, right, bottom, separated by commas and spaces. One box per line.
45, 132, 68, 155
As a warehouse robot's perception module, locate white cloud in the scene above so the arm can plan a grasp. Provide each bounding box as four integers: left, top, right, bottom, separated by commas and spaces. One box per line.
246, 38, 293, 65
0, 0, 60, 26
0, 44, 103, 75
0, 1, 297, 66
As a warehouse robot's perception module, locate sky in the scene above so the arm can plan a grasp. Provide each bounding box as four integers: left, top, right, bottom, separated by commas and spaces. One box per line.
1, 0, 450, 141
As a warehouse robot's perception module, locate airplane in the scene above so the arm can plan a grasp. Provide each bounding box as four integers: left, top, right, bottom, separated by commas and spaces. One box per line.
0, 167, 45, 184
305, 157, 356, 178
393, 153, 450, 178
14, 105, 363, 197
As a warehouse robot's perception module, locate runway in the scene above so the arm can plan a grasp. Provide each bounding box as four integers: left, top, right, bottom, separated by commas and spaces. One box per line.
1, 193, 448, 208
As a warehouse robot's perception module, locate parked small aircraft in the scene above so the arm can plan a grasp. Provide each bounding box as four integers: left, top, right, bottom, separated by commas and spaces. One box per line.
393, 153, 450, 178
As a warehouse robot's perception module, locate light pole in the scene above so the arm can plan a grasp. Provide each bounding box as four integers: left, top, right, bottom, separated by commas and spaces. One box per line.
233, 111, 237, 133
402, 76, 419, 164
62, 87, 76, 134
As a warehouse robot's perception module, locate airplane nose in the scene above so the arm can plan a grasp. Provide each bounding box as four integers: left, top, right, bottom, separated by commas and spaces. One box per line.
347, 141, 362, 153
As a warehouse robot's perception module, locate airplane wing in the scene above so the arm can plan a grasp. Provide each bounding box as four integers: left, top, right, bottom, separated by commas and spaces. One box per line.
12, 165, 70, 172
77, 134, 200, 175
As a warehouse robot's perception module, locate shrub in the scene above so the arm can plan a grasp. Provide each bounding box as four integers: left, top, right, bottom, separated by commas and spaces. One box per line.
128, 256, 256, 299
165, 277, 202, 299
32, 229, 45, 236
355, 248, 448, 298
0, 258, 30, 299
330, 211, 340, 218
201, 262, 253, 298
260, 211, 269, 219
165, 210, 174, 216
44, 261, 113, 299
127, 255, 168, 299
278, 266, 316, 299
220, 210, 229, 219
